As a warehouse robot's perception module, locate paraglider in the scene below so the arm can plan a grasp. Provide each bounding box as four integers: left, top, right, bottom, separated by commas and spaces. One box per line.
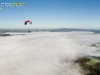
24, 20, 32, 25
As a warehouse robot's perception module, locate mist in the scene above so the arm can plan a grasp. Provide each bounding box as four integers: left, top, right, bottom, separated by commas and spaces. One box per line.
0, 32, 100, 75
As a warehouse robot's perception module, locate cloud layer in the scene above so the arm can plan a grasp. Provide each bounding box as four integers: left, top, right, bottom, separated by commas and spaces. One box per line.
0, 32, 100, 75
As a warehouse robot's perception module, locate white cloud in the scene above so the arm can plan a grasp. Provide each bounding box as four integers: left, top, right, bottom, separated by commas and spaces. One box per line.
0, 32, 100, 75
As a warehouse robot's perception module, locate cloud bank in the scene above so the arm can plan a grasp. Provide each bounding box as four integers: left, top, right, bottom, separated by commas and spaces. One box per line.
0, 32, 100, 75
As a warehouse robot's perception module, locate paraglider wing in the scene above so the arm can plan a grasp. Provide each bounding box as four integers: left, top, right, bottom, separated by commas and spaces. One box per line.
24, 20, 32, 25
27, 20, 30, 22
24, 21, 27, 25
30, 21, 32, 24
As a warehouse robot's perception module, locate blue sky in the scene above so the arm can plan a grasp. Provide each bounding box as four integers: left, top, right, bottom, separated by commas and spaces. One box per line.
0, 0, 100, 29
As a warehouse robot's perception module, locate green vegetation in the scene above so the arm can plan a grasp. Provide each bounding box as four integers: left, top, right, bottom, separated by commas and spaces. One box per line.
86, 58, 100, 65
0, 34, 11, 36
91, 44, 98, 47
75, 56, 100, 75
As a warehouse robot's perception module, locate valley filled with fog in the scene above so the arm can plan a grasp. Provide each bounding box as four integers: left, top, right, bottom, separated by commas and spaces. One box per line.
0, 31, 100, 75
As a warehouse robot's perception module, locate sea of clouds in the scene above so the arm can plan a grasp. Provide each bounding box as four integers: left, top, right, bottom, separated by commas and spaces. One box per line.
0, 31, 100, 75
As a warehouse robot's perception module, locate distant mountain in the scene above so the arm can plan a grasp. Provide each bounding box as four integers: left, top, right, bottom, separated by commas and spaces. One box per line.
0, 28, 100, 33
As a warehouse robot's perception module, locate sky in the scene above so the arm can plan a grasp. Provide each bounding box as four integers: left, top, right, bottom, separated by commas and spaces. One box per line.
0, 0, 100, 29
